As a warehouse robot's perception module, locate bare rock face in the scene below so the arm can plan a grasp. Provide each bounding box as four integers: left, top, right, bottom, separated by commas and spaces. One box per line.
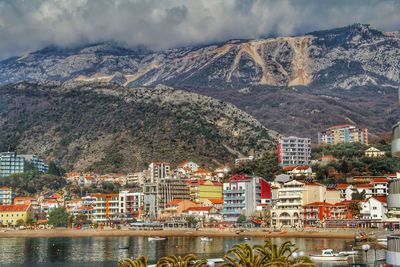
1, 24, 399, 89
1, 24, 399, 139
0, 81, 277, 172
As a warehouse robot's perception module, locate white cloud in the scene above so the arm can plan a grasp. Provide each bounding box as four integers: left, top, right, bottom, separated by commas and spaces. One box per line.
0, 0, 399, 59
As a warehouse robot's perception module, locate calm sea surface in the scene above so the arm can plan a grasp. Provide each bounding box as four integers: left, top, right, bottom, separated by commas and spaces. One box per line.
0, 236, 385, 267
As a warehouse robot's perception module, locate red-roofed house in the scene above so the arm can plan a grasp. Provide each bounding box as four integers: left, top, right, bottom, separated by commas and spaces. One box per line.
162, 199, 198, 218
201, 198, 224, 210
0, 204, 34, 226
283, 166, 312, 178
177, 161, 199, 173
182, 206, 220, 220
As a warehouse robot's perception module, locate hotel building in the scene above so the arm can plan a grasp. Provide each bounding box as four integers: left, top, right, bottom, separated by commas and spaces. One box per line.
318, 124, 368, 145
278, 136, 311, 167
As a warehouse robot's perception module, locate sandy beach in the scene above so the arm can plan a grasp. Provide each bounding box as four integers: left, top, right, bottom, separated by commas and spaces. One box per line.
0, 228, 357, 239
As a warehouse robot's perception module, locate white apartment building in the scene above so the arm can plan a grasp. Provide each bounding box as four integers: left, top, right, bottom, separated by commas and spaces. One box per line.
360, 196, 387, 221
221, 174, 268, 221
0, 186, 13, 205
148, 162, 170, 183
278, 136, 311, 167
91, 191, 143, 223
271, 180, 327, 228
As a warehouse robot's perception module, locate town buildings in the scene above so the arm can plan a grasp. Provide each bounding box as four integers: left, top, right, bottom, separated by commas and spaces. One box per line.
278, 136, 311, 166
234, 156, 254, 168
0, 152, 25, 177
187, 179, 222, 204
221, 174, 270, 221
302, 201, 350, 227
364, 147, 385, 157
271, 180, 340, 228
158, 177, 190, 214
0, 204, 34, 226
318, 124, 368, 145
0, 186, 13, 205
0, 152, 48, 177
148, 162, 170, 183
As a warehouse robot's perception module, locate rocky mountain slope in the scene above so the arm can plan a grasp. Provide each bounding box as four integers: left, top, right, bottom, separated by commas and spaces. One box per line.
0, 23, 399, 138
0, 82, 277, 172
1, 24, 399, 88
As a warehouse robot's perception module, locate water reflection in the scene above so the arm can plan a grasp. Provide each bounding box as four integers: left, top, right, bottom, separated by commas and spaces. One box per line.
0, 236, 382, 267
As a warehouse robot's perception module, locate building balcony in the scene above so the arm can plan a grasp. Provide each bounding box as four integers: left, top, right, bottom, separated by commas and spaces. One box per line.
224, 196, 245, 201
221, 210, 242, 215
223, 189, 245, 194
224, 203, 245, 208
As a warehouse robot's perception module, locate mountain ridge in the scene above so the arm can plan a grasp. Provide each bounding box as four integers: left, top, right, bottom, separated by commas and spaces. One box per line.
0, 81, 278, 172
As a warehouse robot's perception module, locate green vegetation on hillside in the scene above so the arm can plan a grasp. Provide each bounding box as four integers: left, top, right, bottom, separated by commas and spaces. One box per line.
231, 152, 281, 180
312, 143, 400, 180
0, 172, 66, 196
0, 82, 276, 173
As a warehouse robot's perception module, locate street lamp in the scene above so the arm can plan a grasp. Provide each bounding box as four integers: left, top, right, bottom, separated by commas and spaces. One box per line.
362, 244, 370, 264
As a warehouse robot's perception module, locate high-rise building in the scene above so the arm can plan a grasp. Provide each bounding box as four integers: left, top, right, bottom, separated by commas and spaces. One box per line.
19, 154, 48, 173
0, 152, 25, 177
318, 124, 368, 145
148, 162, 170, 183
221, 174, 270, 221
157, 177, 190, 215
278, 136, 311, 166
0, 152, 48, 177
387, 178, 400, 266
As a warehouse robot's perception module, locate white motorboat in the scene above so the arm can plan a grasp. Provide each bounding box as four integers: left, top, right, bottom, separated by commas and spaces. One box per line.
148, 237, 167, 241
338, 250, 358, 256
310, 249, 349, 261
200, 236, 213, 242
377, 237, 387, 246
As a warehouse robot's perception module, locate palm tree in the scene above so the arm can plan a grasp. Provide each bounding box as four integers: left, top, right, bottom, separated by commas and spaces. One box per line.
156, 254, 207, 267
222, 240, 314, 267
221, 243, 267, 267
118, 256, 148, 267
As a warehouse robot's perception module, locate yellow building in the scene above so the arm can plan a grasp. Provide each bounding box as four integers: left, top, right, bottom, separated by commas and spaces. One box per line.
187, 179, 222, 203
0, 204, 34, 226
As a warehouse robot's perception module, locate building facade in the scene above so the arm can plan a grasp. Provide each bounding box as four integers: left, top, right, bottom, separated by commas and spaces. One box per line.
221, 175, 268, 221
0, 204, 34, 226
157, 178, 190, 215
19, 154, 48, 173
148, 162, 170, 183
271, 181, 327, 228
318, 124, 368, 145
187, 179, 222, 204
278, 136, 311, 166
0, 186, 13, 205
0, 152, 25, 177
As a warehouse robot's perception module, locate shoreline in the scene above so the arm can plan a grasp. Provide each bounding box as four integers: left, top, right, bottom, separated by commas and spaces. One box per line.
0, 228, 357, 239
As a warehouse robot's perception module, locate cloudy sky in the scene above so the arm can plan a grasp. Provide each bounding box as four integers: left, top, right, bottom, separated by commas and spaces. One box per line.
0, 0, 399, 59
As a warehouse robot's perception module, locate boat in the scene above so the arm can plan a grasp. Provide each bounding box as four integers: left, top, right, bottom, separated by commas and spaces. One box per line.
377, 237, 387, 246
200, 236, 213, 242
338, 250, 358, 256
118, 246, 130, 250
310, 249, 349, 261
243, 237, 251, 241
148, 237, 167, 241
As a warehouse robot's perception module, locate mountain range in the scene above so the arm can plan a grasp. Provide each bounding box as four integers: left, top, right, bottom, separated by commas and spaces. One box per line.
0, 23, 400, 171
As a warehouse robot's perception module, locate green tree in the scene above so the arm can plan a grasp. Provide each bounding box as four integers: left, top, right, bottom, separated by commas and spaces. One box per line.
232, 153, 281, 180
73, 213, 88, 225
47, 161, 66, 176
185, 216, 198, 228
237, 215, 247, 224
352, 190, 366, 200
15, 219, 25, 227
348, 202, 362, 218
48, 207, 69, 227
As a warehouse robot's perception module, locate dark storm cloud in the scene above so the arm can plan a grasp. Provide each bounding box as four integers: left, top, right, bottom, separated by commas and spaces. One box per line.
0, 0, 399, 59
